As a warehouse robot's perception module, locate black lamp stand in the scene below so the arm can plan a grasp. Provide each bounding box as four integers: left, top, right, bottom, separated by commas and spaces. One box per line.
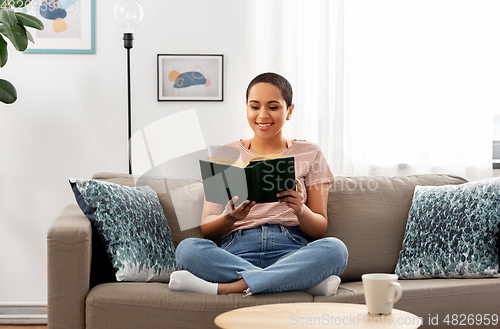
123, 32, 134, 175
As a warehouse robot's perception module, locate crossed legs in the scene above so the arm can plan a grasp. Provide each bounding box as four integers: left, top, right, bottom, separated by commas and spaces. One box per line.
170, 236, 348, 296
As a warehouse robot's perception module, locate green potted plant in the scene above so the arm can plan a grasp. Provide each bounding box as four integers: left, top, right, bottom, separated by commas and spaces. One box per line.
0, 0, 43, 104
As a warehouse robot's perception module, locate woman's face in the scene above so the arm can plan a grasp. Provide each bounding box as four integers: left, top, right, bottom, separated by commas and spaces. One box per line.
246, 82, 292, 139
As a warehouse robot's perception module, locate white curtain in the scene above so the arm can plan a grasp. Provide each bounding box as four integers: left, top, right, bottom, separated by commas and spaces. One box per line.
246, 0, 500, 181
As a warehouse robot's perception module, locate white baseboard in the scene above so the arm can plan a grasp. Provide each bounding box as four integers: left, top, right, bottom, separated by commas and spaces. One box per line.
0, 302, 47, 324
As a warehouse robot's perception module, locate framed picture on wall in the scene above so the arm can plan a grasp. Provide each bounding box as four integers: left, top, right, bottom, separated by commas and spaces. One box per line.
157, 54, 224, 101
23, 0, 96, 54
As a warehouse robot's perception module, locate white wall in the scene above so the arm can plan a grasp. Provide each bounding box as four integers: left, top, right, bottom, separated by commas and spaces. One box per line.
0, 0, 250, 304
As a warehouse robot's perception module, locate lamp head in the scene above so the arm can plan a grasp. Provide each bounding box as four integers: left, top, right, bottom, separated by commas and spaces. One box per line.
114, 0, 144, 33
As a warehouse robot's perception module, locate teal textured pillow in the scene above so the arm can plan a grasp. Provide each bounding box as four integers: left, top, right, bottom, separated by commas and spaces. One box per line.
70, 179, 177, 282
395, 177, 500, 279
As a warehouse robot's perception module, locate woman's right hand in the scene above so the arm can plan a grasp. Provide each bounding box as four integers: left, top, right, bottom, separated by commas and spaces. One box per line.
200, 196, 256, 239
223, 196, 256, 221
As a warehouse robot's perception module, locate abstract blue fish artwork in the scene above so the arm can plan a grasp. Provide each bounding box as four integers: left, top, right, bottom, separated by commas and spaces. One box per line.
168, 70, 211, 89
40, 3, 67, 20
39, 0, 79, 33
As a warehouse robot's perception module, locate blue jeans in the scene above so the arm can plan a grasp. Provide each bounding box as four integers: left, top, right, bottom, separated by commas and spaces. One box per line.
175, 224, 348, 295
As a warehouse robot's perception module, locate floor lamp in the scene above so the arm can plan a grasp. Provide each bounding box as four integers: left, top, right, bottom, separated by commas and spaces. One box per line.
114, 0, 144, 175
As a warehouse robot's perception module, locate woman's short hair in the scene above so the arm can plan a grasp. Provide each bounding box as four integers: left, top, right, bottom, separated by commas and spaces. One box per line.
246, 72, 293, 109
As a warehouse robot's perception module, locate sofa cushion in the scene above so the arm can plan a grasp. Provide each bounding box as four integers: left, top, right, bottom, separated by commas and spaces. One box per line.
71, 179, 176, 282
86, 282, 313, 329
85, 279, 500, 329
395, 177, 500, 279
92, 172, 205, 247
326, 174, 468, 282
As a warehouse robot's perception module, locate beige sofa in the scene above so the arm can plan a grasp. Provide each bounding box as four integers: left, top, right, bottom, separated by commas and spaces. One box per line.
47, 172, 500, 329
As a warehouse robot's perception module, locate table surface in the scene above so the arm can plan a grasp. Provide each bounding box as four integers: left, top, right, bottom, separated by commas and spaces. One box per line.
214, 302, 422, 329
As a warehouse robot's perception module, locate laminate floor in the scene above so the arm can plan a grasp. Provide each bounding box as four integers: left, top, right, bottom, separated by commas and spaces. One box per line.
0, 325, 47, 329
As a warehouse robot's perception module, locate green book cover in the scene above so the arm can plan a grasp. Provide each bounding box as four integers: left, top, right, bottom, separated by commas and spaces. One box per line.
199, 156, 296, 206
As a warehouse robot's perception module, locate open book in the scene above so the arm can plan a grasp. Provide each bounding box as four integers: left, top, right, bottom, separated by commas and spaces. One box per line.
199, 154, 296, 205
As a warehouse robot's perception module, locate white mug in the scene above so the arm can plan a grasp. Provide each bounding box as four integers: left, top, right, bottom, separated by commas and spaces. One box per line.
362, 273, 402, 315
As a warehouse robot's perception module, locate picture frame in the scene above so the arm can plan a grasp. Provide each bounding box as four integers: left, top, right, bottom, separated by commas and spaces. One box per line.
157, 54, 223, 101
23, 0, 96, 54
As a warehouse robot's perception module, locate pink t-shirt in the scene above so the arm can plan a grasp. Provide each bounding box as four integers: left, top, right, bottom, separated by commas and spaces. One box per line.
208, 139, 334, 236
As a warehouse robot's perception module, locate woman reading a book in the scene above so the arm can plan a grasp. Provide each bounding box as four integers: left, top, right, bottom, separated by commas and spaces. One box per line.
169, 72, 348, 296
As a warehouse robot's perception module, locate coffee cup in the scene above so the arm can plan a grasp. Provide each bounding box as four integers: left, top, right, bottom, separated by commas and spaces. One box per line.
362, 273, 402, 315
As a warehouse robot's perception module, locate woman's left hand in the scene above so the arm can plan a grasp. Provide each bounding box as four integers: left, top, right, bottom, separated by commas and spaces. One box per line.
277, 178, 304, 216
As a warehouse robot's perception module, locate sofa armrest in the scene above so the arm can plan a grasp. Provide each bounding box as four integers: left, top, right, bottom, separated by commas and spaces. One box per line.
47, 204, 91, 329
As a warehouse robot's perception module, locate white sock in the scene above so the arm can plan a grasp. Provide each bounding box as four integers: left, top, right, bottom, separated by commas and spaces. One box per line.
305, 275, 341, 296
169, 270, 218, 295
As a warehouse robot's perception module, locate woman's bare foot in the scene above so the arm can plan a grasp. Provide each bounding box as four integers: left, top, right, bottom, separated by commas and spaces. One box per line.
217, 279, 248, 295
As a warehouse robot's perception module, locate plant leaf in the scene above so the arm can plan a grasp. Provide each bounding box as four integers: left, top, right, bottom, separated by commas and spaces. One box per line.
0, 79, 17, 104
0, 22, 27, 51
15, 12, 43, 30
25, 27, 32, 43
0, 8, 18, 27
0, 34, 7, 67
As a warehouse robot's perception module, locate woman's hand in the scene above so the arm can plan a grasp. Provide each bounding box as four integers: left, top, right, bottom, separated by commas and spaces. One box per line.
277, 181, 330, 240
200, 196, 256, 239
222, 196, 256, 221
277, 178, 304, 216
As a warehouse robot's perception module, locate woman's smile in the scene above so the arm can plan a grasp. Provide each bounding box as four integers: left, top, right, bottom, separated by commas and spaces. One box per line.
256, 122, 273, 130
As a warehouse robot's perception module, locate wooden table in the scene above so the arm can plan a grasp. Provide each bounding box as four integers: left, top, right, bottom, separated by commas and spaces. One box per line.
214, 303, 422, 328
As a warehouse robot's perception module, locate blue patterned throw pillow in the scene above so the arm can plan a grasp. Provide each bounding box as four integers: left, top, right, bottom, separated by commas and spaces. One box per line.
70, 179, 177, 282
395, 177, 500, 279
